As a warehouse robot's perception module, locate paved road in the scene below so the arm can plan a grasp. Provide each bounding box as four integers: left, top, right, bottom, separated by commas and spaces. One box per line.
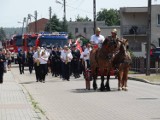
11, 65, 160, 120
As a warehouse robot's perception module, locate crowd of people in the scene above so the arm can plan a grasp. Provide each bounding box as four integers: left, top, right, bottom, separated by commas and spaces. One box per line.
0, 48, 12, 83
0, 27, 119, 84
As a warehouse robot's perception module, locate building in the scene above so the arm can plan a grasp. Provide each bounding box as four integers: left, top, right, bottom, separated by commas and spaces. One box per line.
120, 5, 160, 57
28, 18, 49, 33
67, 21, 120, 39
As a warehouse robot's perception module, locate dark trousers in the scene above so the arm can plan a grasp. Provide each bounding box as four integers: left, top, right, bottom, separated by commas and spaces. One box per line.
0, 71, 4, 83
19, 63, 24, 74
71, 60, 79, 77
86, 59, 90, 68
40, 64, 47, 81
62, 62, 71, 80
34, 63, 40, 81
28, 62, 34, 74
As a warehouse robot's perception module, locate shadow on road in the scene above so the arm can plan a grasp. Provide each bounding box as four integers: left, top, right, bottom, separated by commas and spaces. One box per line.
71, 88, 119, 93
20, 81, 37, 84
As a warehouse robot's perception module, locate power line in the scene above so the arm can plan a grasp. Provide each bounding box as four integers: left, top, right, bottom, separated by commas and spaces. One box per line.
66, 4, 93, 14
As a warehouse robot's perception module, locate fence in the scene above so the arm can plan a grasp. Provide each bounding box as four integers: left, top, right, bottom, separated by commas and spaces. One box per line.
131, 57, 160, 73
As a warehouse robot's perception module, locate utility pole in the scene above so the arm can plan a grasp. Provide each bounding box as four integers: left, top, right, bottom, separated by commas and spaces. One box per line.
49, 7, 52, 33
63, 0, 66, 31
26, 14, 30, 33
22, 17, 26, 34
34, 10, 38, 33
56, 0, 67, 31
93, 0, 96, 34
146, 0, 151, 76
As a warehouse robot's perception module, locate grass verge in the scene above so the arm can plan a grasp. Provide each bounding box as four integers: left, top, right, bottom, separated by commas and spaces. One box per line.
132, 74, 160, 83
28, 92, 46, 115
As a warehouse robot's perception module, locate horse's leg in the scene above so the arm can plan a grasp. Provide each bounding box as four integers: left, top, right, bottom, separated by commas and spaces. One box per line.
105, 72, 111, 91
123, 69, 129, 91
100, 76, 105, 91
118, 71, 123, 91
92, 68, 98, 90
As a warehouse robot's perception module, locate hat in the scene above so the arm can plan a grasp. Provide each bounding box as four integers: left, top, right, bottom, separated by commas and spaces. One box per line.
96, 27, 101, 32
52, 45, 56, 49
46, 45, 51, 48
111, 29, 117, 34
64, 45, 69, 49
72, 44, 76, 47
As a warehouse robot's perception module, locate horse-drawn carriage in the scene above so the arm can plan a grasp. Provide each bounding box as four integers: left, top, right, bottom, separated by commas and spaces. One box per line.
83, 38, 132, 91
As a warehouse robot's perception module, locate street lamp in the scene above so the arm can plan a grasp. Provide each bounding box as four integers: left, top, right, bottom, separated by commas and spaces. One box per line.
56, 0, 66, 31
18, 17, 26, 35
28, 10, 38, 33
93, 0, 96, 34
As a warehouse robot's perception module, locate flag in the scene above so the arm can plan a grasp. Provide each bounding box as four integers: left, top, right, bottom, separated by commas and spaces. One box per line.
75, 38, 82, 53
35, 34, 41, 47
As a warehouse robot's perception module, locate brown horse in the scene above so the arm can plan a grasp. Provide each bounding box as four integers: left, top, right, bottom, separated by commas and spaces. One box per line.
90, 38, 120, 91
113, 39, 132, 91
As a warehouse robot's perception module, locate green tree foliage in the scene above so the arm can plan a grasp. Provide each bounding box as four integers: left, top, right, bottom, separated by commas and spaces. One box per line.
75, 15, 91, 22
68, 32, 74, 39
0, 27, 6, 41
97, 9, 120, 26
45, 14, 63, 32
61, 17, 68, 32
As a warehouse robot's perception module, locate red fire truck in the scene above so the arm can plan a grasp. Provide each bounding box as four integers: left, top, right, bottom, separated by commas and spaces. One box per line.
3, 34, 38, 53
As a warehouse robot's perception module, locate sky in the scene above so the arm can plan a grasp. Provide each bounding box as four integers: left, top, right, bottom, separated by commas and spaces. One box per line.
0, 0, 160, 28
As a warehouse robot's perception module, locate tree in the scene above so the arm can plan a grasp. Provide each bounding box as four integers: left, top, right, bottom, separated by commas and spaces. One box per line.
0, 27, 6, 41
68, 32, 74, 39
97, 9, 120, 26
75, 15, 91, 22
45, 14, 63, 32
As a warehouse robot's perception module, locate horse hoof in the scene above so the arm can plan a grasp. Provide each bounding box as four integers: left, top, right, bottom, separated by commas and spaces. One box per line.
122, 87, 128, 91
93, 87, 97, 91
124, 88, 128, 91
118, 87, 122, 91
106, 88, 111, 91
99, 88, 105, 91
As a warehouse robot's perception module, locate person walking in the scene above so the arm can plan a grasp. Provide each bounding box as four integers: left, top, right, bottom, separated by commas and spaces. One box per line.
61, 45, 73, 81
6, 49, 11, 71
0, 49, 6, 83
27, 47, 34, 74
33, 47, 41, 82
17, 49, 25, 74
39, 48, 49, 83
83, 43, 92, 69
71, 44, 81, 78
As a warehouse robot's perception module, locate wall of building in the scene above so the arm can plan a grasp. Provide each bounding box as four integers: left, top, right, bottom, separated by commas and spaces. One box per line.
151, 5, 160, 47
121, 12, 148, 26
28, 18, 48, 33
67, 21, 120, 39
120, 6, 160, 57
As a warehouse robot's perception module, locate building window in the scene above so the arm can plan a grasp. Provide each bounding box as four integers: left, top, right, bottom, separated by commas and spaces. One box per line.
129, 41, 142, 52
75, 28, 78, 33
158, 14, 160, 25
84, 27, 86, 33
159, 38, 160, 47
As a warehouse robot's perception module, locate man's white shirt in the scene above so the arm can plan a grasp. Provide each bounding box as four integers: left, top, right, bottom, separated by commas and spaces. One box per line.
90, 34, 105, 44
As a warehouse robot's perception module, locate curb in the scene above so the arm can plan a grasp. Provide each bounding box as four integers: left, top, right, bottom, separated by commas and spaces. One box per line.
128, 77, 160, 85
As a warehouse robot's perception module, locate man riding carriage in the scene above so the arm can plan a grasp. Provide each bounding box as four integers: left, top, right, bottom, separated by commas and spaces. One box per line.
83, 27, 132, 91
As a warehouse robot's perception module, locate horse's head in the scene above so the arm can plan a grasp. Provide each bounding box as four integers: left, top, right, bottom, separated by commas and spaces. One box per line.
119, 38, 129, 53
102, 37, 120, 53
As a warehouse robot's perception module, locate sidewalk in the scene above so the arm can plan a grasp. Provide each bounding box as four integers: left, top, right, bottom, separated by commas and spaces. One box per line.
128, 74, 160, 85
0, 70, 46, 120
